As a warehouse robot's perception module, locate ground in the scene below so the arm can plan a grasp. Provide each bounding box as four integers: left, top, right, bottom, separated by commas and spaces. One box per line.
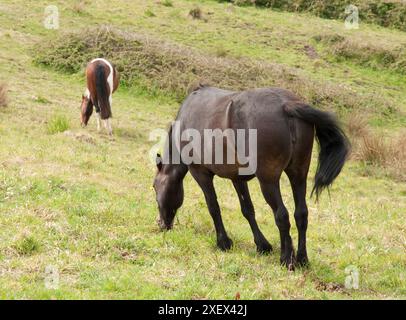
0, 0, 405, 299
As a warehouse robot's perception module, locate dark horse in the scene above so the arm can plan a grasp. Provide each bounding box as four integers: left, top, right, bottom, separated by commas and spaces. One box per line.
153, 86, 350, 269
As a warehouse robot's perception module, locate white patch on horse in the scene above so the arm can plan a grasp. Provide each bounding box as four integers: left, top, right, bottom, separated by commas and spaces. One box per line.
96, 112, 101, 131
84, 88, 90, 99
106, 118, 112, 136
91, 58, 113, 112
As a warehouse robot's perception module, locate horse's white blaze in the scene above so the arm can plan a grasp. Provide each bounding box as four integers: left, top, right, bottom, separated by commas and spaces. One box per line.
91, 58, 113, 111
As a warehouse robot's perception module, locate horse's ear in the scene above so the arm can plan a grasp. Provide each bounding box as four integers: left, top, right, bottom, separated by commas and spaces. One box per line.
156, 153, 163, 171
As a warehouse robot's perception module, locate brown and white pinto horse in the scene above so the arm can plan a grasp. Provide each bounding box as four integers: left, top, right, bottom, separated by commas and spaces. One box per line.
80, 58, 119, 135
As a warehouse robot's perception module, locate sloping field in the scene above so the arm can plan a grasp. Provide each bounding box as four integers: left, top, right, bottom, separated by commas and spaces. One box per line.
0, 0, 405, 299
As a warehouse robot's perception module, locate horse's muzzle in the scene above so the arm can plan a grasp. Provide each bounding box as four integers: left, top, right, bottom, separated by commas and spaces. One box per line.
157, 216, 173, 231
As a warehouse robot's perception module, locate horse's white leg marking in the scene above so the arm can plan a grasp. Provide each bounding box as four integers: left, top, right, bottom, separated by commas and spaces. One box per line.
106, 118, 113, 136
96, 113, 101, 131
84, 88, 90, 98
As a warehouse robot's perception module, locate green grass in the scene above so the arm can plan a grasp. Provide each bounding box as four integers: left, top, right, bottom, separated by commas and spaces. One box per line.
0, 0, 405, 299
46, 114, 70, 134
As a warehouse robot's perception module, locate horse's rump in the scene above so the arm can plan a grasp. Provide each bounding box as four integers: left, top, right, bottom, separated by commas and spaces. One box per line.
94, 63, 112, 119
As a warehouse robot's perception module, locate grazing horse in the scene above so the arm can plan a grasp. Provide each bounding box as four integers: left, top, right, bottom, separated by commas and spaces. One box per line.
153, 85, 350, 270
80, 58, 119, 135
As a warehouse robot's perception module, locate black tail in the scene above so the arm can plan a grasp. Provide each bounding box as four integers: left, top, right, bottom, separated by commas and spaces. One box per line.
95, 64, 112, 119
285, 105, 350, 199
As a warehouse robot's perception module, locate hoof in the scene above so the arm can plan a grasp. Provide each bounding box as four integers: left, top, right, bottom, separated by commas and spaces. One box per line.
296, 254, 309, 268
217, 237, 233, 251
256, 241, 273, 255
280, 252, 296, 271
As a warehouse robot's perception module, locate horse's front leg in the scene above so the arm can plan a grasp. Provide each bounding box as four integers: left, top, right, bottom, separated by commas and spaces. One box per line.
190, 168, 233, 251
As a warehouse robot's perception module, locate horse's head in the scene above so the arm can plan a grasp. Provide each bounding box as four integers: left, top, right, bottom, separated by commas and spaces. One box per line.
80, 90, 93, 127
153, 154, 185, 231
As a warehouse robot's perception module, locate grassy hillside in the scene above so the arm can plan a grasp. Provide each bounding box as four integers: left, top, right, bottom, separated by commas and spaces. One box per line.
0, 0, 405, 299
220, 0, 406, 32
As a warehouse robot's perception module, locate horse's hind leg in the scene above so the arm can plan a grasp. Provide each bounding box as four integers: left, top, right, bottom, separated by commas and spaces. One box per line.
232, 180, 272, 254
189, 168, 233, 251
285, 169, 309, 267
259, 178, 296, 270
105, 118, 113, 136
96, 113, 101, 131
285, 119, 313, 266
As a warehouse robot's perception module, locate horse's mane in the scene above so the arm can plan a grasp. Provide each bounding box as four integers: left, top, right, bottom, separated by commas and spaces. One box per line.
187, 82, 209, 94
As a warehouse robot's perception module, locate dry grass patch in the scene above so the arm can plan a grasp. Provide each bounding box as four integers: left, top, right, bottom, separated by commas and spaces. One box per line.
351, 127, 406, 181
0, 83, 8, 107
346, 113, 369, 139
314, 33, 406, 74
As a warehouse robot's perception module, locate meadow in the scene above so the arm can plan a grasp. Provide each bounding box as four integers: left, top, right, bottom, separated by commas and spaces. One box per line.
0, 0, 405, 299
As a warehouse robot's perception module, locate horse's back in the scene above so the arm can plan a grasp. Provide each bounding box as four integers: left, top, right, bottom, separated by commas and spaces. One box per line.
177, 87, 314, 180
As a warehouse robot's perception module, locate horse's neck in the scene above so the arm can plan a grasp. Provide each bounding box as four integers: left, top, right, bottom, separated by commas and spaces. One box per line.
163, 137, 188, 180
164, 162, 188, 182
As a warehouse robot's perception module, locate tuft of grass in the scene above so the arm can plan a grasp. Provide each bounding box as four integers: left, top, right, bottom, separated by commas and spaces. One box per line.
72, 1, 86, 14
144, 9, 156, 17
346, 113, 368, 139
359, 133, 388, 166
189, 6, 203, 20
160, 0, 173, 7
0, 83, 8, 107
33, 95, 51, 104
46, 114, 70, 134
215, 45, 228, 58
13, 236, 40, 256
354, 129, 406, 181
